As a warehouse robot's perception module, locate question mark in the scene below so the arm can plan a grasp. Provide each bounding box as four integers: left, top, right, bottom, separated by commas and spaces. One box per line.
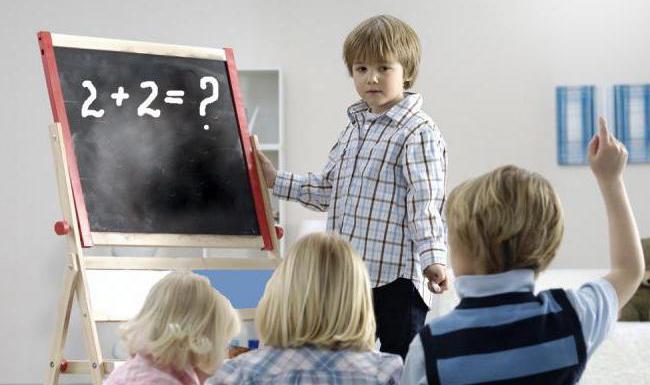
199, 76, 219, 130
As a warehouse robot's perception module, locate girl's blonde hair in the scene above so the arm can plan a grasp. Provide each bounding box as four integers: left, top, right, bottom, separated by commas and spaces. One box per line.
447, 165, 564, 275
256, 232, 376, 351
343, 14, 421, 89
120, 271, 240, 373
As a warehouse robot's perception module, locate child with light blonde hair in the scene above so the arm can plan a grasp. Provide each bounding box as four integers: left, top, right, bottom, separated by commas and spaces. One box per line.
104, 271, 241, 385
209, 232, 403, 385
402, 117, 645, 385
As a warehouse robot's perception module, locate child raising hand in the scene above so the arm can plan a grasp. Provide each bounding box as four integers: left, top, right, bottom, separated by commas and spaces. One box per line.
402, 117, 644, 385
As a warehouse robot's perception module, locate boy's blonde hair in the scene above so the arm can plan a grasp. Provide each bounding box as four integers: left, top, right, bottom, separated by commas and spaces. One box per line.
256, 232, 376, 351
343, 14, 421, 89
447, 165, 564, 275
120, 271, 240, 373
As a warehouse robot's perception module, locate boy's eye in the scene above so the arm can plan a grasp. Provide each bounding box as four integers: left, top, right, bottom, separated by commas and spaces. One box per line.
355, 66, 367, 72
380, 66, 391, 71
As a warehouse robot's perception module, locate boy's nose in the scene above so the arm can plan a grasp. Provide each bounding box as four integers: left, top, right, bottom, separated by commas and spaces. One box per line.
367, 72, 379, 84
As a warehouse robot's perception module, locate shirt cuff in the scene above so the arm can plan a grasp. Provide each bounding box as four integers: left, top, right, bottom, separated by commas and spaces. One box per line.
273, 170, 299, 200
420, 247, 447, 270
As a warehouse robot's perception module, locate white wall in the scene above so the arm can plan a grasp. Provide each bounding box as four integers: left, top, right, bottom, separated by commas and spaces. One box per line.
1, 0, 649, 382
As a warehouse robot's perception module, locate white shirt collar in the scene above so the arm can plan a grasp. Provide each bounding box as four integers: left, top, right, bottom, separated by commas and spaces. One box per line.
454, 269, 536, 298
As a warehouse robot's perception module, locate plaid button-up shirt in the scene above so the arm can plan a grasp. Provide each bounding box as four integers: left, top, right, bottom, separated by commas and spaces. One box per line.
273, 93, 447, 305
208, 346, 402, 385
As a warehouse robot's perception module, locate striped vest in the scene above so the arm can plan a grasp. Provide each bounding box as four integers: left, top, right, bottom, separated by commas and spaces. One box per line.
419, 289, 587, 385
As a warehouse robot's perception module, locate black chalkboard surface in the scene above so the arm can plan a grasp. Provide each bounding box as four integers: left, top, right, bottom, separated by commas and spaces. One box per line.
39, 32, 272, 249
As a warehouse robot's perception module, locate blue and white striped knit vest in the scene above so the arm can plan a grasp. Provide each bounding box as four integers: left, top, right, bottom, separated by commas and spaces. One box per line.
419, 289, 587, 385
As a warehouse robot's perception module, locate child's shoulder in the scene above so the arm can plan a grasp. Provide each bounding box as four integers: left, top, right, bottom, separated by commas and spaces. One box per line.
104, 355, 183, 385
407, 109, 435, 127
329, 349, 403, 382
561, 279, 618, 326
391, 97, 442, 134
352, 349, 403, 366
395, 93, 439, 128
399, 112, 446, 147
366, 351, 403, 383
536, 278, 618, 320
212, 348, 402, 384
221, 347, 270, 369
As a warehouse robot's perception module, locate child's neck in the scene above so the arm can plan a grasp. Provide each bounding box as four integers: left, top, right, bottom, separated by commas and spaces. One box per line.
368, 92, 405, 114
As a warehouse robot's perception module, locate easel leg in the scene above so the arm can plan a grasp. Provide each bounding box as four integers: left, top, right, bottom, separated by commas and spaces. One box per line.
74, 253, 105, 385
47, 123, 105, 385
45, 254, 78, 385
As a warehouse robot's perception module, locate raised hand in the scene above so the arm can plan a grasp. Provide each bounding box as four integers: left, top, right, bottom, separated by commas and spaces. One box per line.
588, 116, 628, 183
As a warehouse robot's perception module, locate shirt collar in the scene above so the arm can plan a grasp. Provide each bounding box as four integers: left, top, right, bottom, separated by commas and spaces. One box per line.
454, 269, 536, 298
347, 92, 422, 126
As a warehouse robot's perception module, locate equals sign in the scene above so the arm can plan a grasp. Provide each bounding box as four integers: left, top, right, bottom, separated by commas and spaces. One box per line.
164, 90, 185, 104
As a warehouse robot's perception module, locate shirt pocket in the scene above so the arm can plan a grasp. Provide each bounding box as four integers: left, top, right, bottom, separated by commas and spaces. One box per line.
359, 139, 403, 183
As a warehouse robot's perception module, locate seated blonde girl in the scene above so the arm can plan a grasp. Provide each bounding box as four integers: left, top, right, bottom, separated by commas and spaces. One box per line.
104, 271, 240, 385
209, 232, 403, 385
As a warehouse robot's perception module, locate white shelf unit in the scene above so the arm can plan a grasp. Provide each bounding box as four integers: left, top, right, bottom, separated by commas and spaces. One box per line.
238, 68, 284, 254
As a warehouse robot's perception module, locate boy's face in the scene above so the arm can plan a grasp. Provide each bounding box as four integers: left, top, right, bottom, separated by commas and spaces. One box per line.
352, 58, 407, 114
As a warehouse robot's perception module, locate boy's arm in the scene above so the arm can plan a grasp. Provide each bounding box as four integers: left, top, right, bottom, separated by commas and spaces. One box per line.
257, 127, 349, 212
402, 124, 448, 284
272, 169, 332, 212
589, 117, 645, 309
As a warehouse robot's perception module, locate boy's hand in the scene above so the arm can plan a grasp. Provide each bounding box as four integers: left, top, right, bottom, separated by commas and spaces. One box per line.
588, 117, 628, 183
256, 149, 277, 188
424, 263, 448, 293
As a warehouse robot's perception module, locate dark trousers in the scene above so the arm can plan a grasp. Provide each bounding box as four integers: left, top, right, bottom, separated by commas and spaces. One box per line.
373, 278, 429, 359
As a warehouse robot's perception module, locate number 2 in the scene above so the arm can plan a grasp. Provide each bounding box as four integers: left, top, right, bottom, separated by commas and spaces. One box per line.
137, 81, 161, 118
81, 80, 105, 118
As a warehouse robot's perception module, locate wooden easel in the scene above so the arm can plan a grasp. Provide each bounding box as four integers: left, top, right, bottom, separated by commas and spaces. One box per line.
45, 122, 281, 385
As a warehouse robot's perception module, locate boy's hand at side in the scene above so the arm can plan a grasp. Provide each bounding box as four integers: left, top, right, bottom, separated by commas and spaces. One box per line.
424, 264, 448, 293
256, 149, 277, 188
588, 117, 644, 309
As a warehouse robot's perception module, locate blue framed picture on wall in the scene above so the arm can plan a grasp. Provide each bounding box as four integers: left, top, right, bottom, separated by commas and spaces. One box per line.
556, 85, 596, 165
614, 84, 650, 163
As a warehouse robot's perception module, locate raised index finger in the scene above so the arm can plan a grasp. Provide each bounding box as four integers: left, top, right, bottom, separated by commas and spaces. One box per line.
598, 116, 610, 143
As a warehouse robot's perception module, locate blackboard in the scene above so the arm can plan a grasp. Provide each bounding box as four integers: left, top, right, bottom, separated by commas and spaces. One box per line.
38, 32, 273, 249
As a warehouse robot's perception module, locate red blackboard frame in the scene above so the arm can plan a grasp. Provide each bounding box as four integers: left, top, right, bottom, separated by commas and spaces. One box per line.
37, 31, 274, 250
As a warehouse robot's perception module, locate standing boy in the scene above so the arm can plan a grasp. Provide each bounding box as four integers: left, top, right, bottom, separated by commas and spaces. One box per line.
257, 15, 448, 359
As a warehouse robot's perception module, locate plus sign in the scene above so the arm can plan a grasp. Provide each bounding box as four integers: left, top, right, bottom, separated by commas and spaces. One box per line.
111, 87, 130, 107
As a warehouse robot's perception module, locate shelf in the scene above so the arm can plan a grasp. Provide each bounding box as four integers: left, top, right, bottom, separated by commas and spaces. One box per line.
237, 68, 283, 253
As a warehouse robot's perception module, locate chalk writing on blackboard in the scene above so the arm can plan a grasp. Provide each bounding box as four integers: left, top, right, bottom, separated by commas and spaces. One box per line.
80, 76, 220, 130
